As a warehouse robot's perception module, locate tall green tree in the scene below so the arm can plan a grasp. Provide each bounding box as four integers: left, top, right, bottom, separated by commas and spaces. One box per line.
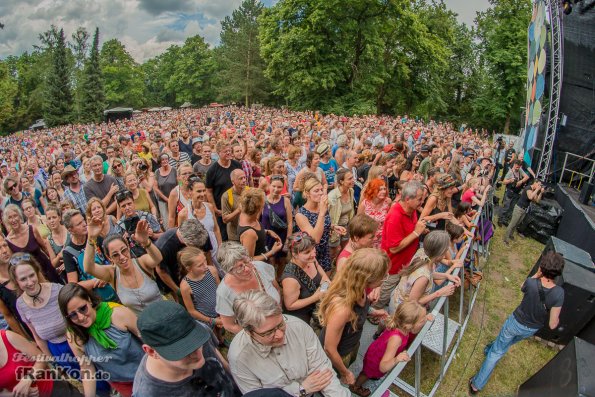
0, 61, 18, 133
217, 0, 269, 106
70, 27, 90, 121
44, 28, 74, 127
474, 0, 531, 133
81, 28, 106, 123
100, 39, 146, 108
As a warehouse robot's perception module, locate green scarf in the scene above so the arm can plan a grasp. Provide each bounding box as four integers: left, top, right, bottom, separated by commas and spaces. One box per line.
88, 302, 118, 349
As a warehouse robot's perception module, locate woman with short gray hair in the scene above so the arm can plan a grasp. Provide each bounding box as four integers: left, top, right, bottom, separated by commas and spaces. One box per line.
215, 241, 281, 334
233, 290, 282, 332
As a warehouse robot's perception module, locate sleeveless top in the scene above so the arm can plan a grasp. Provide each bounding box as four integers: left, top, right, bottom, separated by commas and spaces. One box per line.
84, 324, 144, 382
16, 283, 67, 344
134, 189, 151, 213
264, 175, 288, 196
189, 202, 219, 261
280, 262, 322, 324
428, 194, 449, 230
261, 198, 289, 244
156, 168, 177, 202
48, 231, 71, 255
319, 298, 369, 356
362, 199, 390, 248
297, 206, 332, 271
114, 259, 162, 315
363, 328, 410, 379
184, 271, 218, 318
237, 224, 267, 257
6, 226, 61, 284
0, 330, 53, 395
174, 185, 192, 215
394, 265, 433, 307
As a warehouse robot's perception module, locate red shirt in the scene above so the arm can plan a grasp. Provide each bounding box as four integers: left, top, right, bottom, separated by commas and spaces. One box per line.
381, 202, 419, 275
461, 189, 476, 204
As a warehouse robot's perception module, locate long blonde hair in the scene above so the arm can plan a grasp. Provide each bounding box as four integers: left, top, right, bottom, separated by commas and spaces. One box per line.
318, 248, 388, 330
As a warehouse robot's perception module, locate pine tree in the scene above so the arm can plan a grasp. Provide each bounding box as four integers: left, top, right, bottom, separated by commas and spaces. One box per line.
81, 28, 106, 123
44, 28, 74, 127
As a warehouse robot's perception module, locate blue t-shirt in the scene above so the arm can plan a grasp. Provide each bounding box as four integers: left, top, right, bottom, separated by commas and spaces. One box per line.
318, 159, 339, 186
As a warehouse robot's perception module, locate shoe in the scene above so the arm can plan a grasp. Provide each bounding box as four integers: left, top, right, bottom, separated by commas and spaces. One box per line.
468, 379, 479, 395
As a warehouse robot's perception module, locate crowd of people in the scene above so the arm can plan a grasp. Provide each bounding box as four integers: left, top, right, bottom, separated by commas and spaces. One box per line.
0, 106, 563, 397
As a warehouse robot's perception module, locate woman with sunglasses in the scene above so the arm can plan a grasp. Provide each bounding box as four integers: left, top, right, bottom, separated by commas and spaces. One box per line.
281, 232, 330, 326
83, 215, 163, 315
9, 254, 88, 387
215, 241, 281, 334
58, 283, 143, 397
167, 162, 194, 228
317, 248, 389, 391
153, 153, 177, 228
108, 158, 126, 190
3, 176, 31, 209
3, 204, 61, 284
400, 154, 423, 182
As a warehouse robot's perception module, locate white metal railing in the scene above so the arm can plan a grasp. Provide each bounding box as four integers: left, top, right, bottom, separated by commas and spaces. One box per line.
370, 201, 490, 397
558, 151, 595, 190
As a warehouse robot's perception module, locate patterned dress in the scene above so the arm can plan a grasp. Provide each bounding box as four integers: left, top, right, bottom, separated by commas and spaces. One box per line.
298, 206, 332, 271
362, 199, 391, 248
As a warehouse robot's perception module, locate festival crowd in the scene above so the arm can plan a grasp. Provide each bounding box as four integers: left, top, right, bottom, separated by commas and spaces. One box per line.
0, 106, 563, 397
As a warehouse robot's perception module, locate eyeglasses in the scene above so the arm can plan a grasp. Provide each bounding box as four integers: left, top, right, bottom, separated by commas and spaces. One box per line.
230, 259, 252, 275
109, 246, 130, 259
270, 175, 284, 182
115, 189, 133, 202
251, 316, 287, 339
9, 253, 32, 266
66, 303, 90, 321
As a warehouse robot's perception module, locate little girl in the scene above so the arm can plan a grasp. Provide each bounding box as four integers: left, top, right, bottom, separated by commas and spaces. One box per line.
178, 247, 224, 343
434, 222, 466, 288
351, 301, 429, 397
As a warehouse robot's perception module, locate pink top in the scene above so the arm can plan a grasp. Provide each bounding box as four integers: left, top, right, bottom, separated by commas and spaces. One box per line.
362, 328, 410, 379
362, 199, 390, 248
461, 189, 476, 204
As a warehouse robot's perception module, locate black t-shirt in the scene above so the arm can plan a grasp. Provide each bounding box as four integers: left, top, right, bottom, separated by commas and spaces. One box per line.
513, 277, 564, 329
205, 160, 242, 210
155, 228, 213, 290
505, 148, 516, 163
386, 174, 399, 200
63, 239, 87, 276
516, 185, 532, 210
191, 153, 202, 166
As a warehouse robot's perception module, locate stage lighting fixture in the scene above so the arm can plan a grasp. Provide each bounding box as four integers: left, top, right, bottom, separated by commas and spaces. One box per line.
563, 0, 573, 14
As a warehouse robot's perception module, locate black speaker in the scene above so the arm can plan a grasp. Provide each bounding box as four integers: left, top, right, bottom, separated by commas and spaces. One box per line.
578, 182, 594, 205
517, 337, 595, 397
577, 316, 595, 345
528, 238, 595, 344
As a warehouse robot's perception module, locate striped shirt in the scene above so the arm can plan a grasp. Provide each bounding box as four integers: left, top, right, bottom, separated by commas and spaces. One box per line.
184, 271, 218, 318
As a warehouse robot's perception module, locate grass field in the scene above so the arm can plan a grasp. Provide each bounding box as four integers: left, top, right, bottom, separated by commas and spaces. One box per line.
432, 193, 558, 396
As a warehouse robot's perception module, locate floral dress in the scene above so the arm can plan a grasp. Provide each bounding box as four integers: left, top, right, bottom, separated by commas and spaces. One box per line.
298, 206, 332, 271
362, 199, 391, 248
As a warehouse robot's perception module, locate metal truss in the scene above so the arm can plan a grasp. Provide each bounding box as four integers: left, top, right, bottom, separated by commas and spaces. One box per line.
536, 0, 564, 181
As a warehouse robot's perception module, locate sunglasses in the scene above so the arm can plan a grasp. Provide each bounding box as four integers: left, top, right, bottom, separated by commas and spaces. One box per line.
9, 253, 32, 266
270, 175, 284, 182
115, 190, 133, 202
109, 246, 130, 259
66, 303, 90, 321
289, 232, 310, 251
251, 316, 287, 339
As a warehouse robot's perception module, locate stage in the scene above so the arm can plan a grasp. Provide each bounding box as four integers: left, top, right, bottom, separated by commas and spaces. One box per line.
555, 184, 595, 259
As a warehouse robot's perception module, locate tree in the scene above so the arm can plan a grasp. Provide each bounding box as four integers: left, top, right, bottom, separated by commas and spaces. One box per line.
0, 61, 18, 132
70, 27, 90, 121
474, 0, 531, 133
44, 28, 74, 127
100, 39, 146, 108
81, 28, 105, 123
216, 0, 269, 106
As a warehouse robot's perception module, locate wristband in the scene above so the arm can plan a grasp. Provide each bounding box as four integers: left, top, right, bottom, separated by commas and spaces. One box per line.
88, 238, 97, 247
210, 318, 216, 327
143, 240, 152, 249
413, 231, 420, 237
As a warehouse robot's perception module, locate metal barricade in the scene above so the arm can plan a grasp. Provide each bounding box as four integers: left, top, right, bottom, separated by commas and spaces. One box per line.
558, 152, 595, 190
369, 203, 488, 397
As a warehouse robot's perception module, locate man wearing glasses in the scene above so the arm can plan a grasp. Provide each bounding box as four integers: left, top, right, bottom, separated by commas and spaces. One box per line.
115, 189, 163, 256
228, 291, 349, 396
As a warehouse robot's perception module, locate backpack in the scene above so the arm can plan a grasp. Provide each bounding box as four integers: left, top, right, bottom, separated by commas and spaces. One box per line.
64, 245, 118, 302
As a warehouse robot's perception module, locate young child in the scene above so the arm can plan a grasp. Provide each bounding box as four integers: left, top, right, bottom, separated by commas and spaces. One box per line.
351, 301, 429, 397
178, 246, 224, 343
434, 222, 466, 287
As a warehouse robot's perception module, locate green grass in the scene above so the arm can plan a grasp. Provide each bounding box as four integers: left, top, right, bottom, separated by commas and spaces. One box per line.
392, 189, 559, 397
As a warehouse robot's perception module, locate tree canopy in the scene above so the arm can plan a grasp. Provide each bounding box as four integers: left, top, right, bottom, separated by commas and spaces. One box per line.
0, 0, 531, 134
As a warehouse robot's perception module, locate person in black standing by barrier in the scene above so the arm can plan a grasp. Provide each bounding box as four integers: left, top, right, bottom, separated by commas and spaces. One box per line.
501, 141, 516, 183
498, 160, 529, 226
469, 252, 564, 394
503, 180, 545, 246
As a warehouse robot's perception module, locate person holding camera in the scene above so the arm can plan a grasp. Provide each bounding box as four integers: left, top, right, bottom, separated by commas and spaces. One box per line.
499, 160, 529, 226
503, 180, 545, 246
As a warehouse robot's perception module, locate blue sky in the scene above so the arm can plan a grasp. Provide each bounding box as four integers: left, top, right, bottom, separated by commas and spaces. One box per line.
0, 0, 490, 62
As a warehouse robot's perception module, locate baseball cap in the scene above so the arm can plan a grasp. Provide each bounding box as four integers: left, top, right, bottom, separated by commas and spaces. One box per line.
421, 145, 430, 153
192, 137, 202, 146
138, 300, 210, 361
